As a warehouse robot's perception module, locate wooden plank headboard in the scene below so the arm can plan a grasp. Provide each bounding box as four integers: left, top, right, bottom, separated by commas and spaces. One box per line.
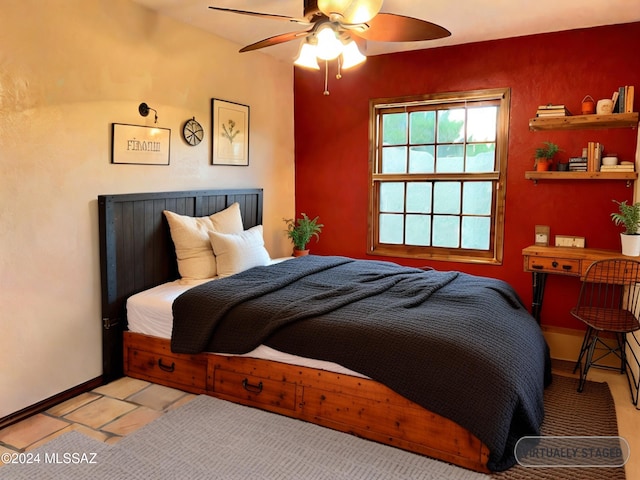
98, 188, 263, 381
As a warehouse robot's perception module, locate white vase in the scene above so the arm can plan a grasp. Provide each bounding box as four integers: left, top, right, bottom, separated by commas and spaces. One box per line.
620, 233, 640, 256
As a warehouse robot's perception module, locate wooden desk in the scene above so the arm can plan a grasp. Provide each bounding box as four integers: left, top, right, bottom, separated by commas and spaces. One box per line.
522, 245, 629, 322
523, 245, 640, 407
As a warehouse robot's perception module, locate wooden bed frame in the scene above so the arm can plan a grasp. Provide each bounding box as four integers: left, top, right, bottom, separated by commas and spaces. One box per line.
98, 188, 490, 473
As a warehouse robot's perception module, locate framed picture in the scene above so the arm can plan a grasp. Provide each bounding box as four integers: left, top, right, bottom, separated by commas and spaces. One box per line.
111, 123, 171, 165
535, 225, 550, 246
211, 98, 249, 166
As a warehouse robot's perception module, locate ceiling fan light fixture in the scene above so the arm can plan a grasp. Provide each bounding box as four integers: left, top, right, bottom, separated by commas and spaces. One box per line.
317, 0, 383, 24
294, 41, 320, 70
315, 24, 343, 60
340, 39, 366, 69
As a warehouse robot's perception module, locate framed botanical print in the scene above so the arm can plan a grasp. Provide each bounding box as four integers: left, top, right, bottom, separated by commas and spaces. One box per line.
211, 98, 249, 166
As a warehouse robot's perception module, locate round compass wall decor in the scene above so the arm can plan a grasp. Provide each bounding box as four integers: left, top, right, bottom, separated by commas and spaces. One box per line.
182, 117, 204, 146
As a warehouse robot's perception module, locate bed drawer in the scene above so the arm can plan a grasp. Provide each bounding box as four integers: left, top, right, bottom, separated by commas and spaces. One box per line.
212, 368, 298, 412
127, 348, 207, 391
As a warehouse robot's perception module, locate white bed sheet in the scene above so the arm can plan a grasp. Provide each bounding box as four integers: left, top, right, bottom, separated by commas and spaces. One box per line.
126, 268, 366, 378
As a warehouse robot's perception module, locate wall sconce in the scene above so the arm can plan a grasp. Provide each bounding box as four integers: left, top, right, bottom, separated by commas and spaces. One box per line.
138, 102, 158, 124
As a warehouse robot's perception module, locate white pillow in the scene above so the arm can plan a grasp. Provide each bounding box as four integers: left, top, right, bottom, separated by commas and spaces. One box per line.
208, 225, 270, 278
164, 203, 244, 280
208, 202, 244, 233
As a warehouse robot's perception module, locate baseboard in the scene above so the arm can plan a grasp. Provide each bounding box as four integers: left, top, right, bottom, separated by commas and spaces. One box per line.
542, 326, 584, 362
543, 325, 620, 367
0, 376, 103, 431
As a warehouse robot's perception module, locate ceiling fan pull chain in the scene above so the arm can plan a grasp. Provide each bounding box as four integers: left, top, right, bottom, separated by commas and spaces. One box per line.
323, 60, 330, 96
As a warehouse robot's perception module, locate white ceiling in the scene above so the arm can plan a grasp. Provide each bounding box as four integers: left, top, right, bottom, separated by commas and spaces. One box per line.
131, 0, 640, 62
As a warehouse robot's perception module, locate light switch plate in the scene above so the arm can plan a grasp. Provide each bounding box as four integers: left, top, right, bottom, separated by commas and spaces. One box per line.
555, 235, 586, 248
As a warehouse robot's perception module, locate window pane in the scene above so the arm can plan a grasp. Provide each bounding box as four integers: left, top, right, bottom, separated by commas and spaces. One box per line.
467, 106, 497, 142
380, 214, 404, 244
406, 182, 432, 213
409, 146, 435, 173
437, 109, 465, 143
432, 215, 460, 247
434, 182, 461, 214
462, 216, 490, 250
380, 182, 405, 212
382, 146, 407, 173
436, 145, 464, 172
462, 182, 492, 215
409, 111, 435, 144
383, 113, 407, 145
466, 143, 496, 172
406, 215, 430, 246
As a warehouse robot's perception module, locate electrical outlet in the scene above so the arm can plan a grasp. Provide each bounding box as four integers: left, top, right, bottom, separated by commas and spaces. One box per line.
555, 235, 586, 248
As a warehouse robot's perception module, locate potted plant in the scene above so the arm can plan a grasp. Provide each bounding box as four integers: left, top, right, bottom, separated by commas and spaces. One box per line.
611, 199, 640, 256
284, 213, 323, 256
534, 141, 561, 171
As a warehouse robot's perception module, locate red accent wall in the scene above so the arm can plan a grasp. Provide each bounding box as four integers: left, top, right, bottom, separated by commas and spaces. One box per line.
293, 22, 640, 329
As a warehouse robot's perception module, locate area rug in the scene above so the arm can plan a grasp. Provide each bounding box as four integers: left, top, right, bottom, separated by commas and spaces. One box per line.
492, 374, 625, 480
1, 396, 488, 480
0, 375, 625, 480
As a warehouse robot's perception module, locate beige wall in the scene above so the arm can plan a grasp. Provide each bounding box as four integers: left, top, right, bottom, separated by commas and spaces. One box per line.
0, 0, 295, 417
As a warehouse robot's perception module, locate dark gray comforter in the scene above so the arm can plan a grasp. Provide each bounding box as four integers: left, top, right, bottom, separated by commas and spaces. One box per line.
171, 255, 551, 471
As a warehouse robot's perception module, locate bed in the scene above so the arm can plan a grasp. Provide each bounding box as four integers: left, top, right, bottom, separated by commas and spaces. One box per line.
98, 188, 550, 473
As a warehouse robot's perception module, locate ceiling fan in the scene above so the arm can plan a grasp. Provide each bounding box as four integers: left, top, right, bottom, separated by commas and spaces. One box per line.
208, 0, 450, 93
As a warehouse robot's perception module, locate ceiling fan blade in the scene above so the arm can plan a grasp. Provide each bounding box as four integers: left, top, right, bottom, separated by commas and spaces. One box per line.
208, 6, 311, 25
357, 13, 451, 42
239, 29, 312, 53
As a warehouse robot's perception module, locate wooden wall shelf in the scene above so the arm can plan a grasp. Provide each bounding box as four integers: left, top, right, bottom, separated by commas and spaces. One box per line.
529, 112, 639, 131
525, 170, 637, 186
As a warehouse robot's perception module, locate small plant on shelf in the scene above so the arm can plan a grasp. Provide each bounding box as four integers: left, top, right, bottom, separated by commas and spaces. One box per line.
534, 141, 561, 171
284, 213, 323, 256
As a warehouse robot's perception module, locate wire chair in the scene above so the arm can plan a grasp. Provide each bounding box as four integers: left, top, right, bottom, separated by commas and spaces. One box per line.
571, 259, 640, 396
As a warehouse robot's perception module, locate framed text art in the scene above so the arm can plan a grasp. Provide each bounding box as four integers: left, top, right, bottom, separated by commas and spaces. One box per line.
111, 123, 171, 165
211, 98, 249, 166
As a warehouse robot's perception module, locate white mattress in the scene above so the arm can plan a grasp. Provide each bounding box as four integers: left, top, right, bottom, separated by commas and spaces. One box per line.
126, 271, 365, 378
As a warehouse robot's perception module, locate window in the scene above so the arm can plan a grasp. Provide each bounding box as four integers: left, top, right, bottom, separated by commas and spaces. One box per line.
368, 88, 510, 264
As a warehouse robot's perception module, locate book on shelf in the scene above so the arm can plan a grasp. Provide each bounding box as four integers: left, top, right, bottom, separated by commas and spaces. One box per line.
626, 86, 635, 113
600, 165, 635, 172
568, 157, 587, 171
615, 85, 635, 113
536, 104, 572, 117
586, 142, 602, 172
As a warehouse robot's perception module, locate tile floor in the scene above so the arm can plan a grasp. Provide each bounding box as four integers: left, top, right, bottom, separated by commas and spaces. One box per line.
0, 365, 639, 477
0, 378, 195, 463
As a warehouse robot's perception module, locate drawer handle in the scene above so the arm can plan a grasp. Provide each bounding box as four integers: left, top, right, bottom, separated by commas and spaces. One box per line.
531, 265, 544, 270
552, 261, 558, 268
242, 378, 263, 394
562, 265, 573, 271
157, 358, 175, 372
